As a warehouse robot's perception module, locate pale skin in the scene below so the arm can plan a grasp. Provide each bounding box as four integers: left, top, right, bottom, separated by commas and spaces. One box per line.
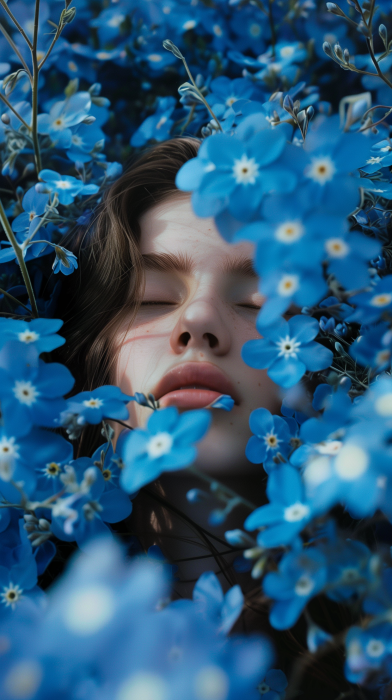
113, 192, 281, 476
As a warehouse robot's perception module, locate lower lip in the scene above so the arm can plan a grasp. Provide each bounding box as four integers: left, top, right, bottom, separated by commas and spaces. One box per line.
159, 389, 223, 409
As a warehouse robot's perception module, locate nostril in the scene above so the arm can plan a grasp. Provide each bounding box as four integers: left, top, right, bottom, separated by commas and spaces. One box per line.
179, 331, 191, 347
204, 332, 218, 349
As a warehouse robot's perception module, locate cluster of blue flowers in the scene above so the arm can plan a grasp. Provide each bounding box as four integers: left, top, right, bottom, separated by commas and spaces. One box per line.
2, 0, 392, 696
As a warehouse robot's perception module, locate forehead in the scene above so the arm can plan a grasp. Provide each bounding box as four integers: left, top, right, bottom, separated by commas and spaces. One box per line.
138, 193, 254, 263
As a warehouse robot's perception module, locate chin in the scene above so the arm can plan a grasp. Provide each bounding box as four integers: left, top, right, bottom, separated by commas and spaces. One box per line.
194, 424, 255, 476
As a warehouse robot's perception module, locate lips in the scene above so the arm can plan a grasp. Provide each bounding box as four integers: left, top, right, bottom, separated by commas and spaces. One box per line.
153, 362, 238, 409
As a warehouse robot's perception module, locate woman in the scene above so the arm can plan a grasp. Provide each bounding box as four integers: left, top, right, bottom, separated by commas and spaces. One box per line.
57, 137, 357, 699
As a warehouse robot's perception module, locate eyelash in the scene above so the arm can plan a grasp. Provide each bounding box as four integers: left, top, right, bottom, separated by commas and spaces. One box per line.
140, 302, 260, 309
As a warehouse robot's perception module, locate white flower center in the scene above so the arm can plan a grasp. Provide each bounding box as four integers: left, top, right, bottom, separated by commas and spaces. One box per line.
232, 154, 260, 185
18, 330, 39, 343
64, 585, 115, 636
375, 393, 392, 416
280, 45, 295, 58
277, 274, 300, 297
225, 96, 237, 107
340, 567, 359, 584
250, 23, 261, 37
276, 334, 301, 359
44, 462, 61, 478
57, 180, 72, 190
13, 380, 39, 406
83, 398, 104, 408
4, 661, 42, 700
156, 116, 168, 130
306, 156, 336, 185
263, 431, 280, 449
194, 666, 229, 700
316, 440, 342, 456
1, 583, 23, 609
334, 444, 369, 481
375, 349, 391, 366
304, 456, 331, 488
325, 238, 349, 258
366, 639, 385, 658
213, 24, 223, 36
53, 117, 65, 130
294, 574, 315, 596
366, 156, 383, 165
147, 432, 173, 459
284, 502, 310, 522
0, 436, 19, 482
117, 673, 168, 700
71, 135, 83, 146
369, 293, 392, 307
148, 54, 163, 63
275, 220, 304, 244
258, 682, 270, 695
108, 14, 124, 27
183, 19, 196, 30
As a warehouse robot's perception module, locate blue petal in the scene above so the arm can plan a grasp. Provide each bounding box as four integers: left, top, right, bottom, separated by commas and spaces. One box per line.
268, 356, 306, 388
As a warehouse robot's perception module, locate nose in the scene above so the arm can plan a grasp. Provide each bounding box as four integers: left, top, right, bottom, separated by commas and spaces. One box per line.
170, 299, 231, 356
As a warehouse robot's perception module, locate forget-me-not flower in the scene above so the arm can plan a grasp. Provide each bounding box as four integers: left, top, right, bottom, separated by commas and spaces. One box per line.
242, 315, 333, 389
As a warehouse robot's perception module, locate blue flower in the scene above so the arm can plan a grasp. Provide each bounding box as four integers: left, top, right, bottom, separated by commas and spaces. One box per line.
131, 97, 176, 147
50, 458, 132, 547
11, 185, 49, 236
52, 246, 78, 275
0, 424, 72, 504
297, 114, 374, 214
37, 92, 92, 148
245, 408, 291, 472
36, 170, 98, 205
118, 407, 211, 493
66, 122, 106, 163
322, 539, 375, 603
242, 315, 333, 389
323, 232, 381, 290
63, 385, 133, 425
350, 322, 392, 372
0, 342, 74, 433
345, 624, 392, 685
258, 669, 288, 700
0, 318, 65, 354
206, 76, 255, 113
245, 466, 314, 547
235, 191, 345, 276
192, 571, 244, 634
263, 548, 327, 629
255, 267, 328, 327
209, 394, 234, 411
346, 276, 392, 325
176, 128, 296, 221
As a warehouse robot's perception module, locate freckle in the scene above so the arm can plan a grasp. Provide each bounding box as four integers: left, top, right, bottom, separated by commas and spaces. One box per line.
237, 381, 240, 384
258, 383, 261, 386
230, 422, 233, 426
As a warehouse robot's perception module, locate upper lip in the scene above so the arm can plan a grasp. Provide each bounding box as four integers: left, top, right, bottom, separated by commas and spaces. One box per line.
152, 362, 239, 404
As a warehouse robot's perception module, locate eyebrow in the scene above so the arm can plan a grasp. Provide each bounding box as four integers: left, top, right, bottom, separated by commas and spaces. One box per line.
142, 252, 257, 278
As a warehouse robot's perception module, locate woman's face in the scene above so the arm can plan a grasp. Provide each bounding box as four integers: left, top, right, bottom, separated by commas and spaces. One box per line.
114, 193, 280, 474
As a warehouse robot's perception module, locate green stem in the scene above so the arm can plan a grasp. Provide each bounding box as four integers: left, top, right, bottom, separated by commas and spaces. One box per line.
30, 0, 42, 174
366, 37, 392, 90
187, 465, 257, 511
0, 285, 32, 313
268, 0, 276, 59
0, 0, 33, 49
0, 199, 38, 317
0, 91, 30, 130
180, 57, 223, 132
38, 25, 61, 71
0, 23, 32, 80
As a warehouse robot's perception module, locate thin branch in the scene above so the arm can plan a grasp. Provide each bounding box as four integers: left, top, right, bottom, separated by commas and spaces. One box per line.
366, 37, 392, 90
0, 285, 32, 313
0, 22, 32, 81
0, 91, 30, 130
37, 25, 61, 72
0, 199, 38, 317
187, 465, 257, 511
0, 0, 33, 49
30, 0, 42, 173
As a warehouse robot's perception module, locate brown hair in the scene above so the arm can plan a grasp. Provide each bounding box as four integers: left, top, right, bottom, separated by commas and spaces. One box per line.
57, 137, 200, 400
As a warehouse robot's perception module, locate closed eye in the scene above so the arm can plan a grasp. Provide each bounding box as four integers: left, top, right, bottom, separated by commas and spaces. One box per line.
140, 301, 177, 306
237, 303, 261, 310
